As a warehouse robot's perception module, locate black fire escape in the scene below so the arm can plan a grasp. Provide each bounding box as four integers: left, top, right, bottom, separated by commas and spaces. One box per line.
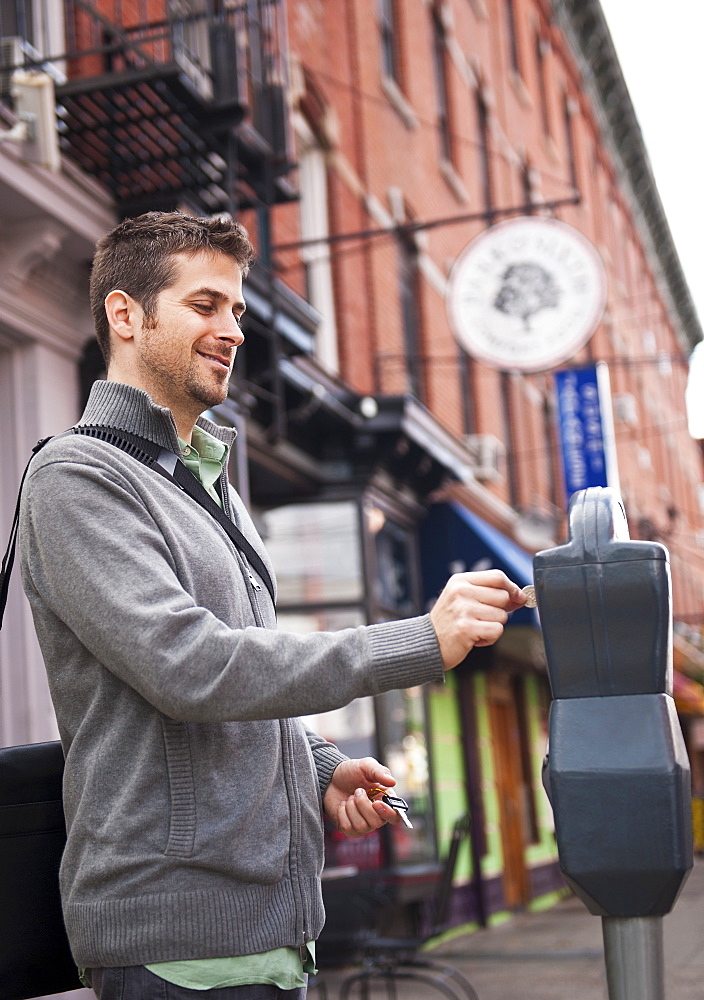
51, 0, 296, 220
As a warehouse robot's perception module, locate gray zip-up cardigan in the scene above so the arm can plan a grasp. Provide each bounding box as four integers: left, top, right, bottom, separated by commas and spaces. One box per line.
18, 381, 445, 970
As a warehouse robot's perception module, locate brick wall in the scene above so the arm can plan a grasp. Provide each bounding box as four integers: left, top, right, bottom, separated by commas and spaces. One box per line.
275, 0, 704, 624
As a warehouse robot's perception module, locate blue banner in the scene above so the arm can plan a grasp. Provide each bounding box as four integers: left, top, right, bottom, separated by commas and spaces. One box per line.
555, 365, 608, 499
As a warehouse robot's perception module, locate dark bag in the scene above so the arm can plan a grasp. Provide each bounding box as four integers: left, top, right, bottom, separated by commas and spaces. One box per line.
0, 741, 81, 1000
0, 435, 81, 1000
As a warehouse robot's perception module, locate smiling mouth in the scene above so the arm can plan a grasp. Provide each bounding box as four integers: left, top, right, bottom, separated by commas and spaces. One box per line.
198, 351, 231, 372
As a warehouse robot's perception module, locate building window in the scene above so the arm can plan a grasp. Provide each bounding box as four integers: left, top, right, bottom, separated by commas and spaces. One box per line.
297, 119, 338, 373
512, 675, 541, 845
563, 93, 579, 193
263, 500, 364, 606
398, 233, 425, 400
379, 0, 401, 84
505, 0, 521, 76
476, 90, 494, 217
376, 685, 436, 864
542, 390, 561, 509
432, 5, 453, 162
458, 347, 476, 435
589, 145, 602, 244
500, 372, 518, 506
535, 33, 550, 138
0, 0, 34, 45
170, 0, 213, 96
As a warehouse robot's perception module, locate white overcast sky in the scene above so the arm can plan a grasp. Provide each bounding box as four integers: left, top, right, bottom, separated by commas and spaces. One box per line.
598, 0, 704, 433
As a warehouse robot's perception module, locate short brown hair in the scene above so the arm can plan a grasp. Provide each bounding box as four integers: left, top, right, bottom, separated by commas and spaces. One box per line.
90, 211, 256, 365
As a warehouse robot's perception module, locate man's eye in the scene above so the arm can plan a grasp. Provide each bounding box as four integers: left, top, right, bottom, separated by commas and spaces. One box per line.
194, 303, 214, 314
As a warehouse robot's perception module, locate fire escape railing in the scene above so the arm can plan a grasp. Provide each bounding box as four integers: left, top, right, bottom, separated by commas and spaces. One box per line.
0, 0, 295, 215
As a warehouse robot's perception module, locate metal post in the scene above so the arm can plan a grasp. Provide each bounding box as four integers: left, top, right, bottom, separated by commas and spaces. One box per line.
602, 916, 665, 1000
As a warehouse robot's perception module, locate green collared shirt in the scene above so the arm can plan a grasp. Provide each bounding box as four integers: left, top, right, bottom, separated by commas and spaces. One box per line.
178, 425, 228, 508
146, 944, 316, 991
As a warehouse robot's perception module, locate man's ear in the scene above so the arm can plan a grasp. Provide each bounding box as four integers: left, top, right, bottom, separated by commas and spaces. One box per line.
104, 289, 142, 344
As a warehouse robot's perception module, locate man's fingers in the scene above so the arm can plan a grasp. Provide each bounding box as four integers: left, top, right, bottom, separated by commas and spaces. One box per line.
337, 788, 392, 837
360, 758, 396, 789
370, 799, 401, 826
452, 573, 524, 607
455, 569, 524, 599
429, 569, 526, 669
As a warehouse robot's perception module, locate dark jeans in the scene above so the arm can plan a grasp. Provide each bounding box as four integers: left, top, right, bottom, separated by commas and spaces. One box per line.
85, 966, 308, 1000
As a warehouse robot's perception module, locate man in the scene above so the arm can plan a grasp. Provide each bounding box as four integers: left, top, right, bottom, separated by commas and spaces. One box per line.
19, 212, 526, 999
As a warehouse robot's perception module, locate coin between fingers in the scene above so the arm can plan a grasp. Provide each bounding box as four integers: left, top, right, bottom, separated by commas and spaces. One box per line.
521, 585, 537, 608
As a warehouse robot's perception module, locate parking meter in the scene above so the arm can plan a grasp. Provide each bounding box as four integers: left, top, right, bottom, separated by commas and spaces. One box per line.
535, 487, 692, 1000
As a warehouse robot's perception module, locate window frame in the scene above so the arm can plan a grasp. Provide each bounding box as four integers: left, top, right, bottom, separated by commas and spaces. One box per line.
379, 0, 401, 86
431, 4, 454, 163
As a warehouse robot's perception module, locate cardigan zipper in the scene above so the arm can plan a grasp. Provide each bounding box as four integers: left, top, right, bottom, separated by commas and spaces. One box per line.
221, 468, 305, 937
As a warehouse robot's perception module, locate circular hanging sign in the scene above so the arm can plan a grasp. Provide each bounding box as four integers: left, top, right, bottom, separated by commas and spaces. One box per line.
446, 217, 607, 372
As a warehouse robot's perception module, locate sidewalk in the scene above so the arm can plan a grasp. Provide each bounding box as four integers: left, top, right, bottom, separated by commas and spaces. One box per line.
317, 858, 704, 999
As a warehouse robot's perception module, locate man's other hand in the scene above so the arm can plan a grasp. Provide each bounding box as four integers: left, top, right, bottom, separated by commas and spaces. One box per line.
323, 757, 401, 838
429, 569, 527, 670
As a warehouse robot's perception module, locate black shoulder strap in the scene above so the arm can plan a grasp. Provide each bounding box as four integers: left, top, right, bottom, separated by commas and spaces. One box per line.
0, 437, 54, 627
0, 426, 276, 629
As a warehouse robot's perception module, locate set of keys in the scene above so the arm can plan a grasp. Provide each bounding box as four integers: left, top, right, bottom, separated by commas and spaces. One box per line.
367, 787, 413, 828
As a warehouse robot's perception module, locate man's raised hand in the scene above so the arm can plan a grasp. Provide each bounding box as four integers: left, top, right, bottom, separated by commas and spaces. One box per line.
429, 569, 527, 670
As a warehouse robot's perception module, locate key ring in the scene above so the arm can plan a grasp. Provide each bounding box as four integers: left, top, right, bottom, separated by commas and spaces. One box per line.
367, 787, 414, 828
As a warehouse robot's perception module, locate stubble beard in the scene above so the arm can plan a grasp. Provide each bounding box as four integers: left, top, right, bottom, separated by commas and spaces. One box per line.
138, 321, 232, 416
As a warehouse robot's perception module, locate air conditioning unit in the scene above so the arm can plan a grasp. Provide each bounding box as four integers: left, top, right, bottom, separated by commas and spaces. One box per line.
1, 37, 40, 100
11, 70, 61, 171
0, 36, 65, 101
464, 434, 506, 482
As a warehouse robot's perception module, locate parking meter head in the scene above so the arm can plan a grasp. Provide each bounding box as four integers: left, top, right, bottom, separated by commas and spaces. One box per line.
534, 487, 672, 699
537, 487, 692, 918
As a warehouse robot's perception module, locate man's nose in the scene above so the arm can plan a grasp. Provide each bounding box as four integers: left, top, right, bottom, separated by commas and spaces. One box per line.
215, 314, 245, 346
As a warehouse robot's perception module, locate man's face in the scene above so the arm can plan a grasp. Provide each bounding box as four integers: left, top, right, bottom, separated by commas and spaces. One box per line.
134, 250, 246, 415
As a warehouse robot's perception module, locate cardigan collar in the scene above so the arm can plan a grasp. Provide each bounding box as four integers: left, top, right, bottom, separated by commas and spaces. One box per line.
78, 380, 237, 455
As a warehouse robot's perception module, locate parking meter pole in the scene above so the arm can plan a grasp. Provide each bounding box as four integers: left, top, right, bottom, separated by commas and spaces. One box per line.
602, 917, 664, 1000
535, 487, 692, 1000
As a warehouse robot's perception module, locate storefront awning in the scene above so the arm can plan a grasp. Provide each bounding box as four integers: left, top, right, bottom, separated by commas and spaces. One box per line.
420, 501, 538, 626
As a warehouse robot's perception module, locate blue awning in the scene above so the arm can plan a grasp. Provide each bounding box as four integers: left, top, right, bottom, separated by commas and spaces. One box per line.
419, 501, 538, 626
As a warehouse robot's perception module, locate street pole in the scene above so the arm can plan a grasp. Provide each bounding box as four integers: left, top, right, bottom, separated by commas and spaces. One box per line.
602, 916, 665, 1000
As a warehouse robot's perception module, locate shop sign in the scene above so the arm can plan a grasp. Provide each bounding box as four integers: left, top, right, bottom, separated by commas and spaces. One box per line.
555, 363, 619, 500
446, 217, 607, 371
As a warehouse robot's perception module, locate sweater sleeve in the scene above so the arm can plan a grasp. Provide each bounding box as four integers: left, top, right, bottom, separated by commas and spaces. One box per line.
305, 728, 349, 799
21, 458, 445, 724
